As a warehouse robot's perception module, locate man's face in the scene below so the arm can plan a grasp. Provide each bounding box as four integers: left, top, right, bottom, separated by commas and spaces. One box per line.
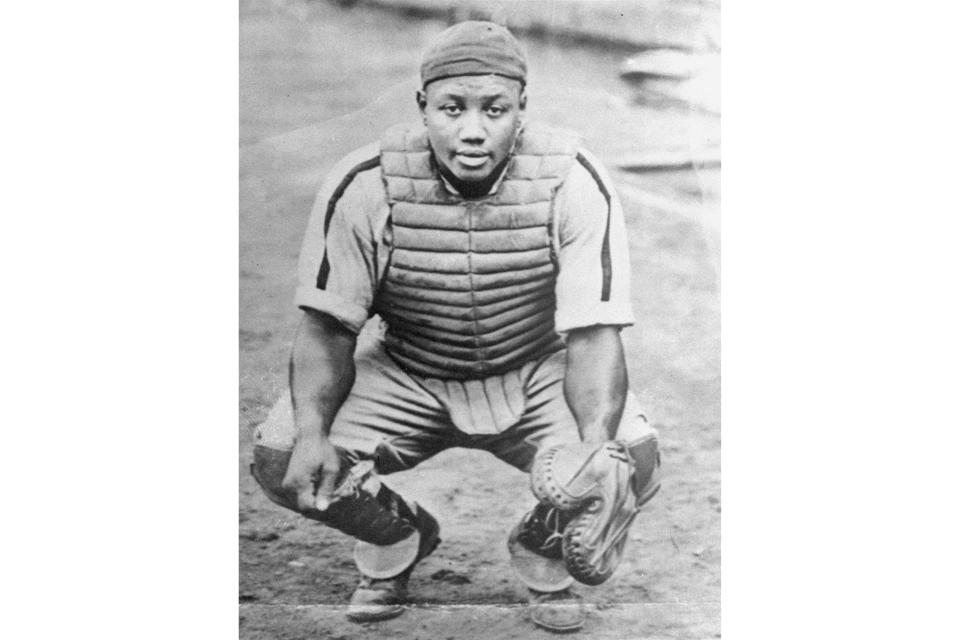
418, 75, 526, 184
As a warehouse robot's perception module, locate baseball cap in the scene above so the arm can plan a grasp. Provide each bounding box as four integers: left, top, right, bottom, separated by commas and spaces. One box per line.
420, 21, 527, 88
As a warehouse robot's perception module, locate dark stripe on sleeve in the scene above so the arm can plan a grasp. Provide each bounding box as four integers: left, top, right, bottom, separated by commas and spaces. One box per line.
575, 152, 613, 301
315, 156, 381, 289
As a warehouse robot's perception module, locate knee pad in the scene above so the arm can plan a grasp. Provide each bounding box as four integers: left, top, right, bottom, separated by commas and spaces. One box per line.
250, 445, 298, 509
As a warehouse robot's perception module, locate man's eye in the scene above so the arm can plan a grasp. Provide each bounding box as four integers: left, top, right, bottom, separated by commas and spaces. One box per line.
441, 105, 462, 115
486, 106, 506, 116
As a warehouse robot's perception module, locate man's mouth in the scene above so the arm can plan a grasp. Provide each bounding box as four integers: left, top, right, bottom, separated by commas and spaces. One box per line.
455, 151, 490, 168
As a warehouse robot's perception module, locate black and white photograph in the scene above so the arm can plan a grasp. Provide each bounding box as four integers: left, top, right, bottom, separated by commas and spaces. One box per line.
239, 0, 720, 636
10, 3, 960, 640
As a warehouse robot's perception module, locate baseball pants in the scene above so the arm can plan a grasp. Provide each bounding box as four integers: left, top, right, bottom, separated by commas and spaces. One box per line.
253, 327, 656, 476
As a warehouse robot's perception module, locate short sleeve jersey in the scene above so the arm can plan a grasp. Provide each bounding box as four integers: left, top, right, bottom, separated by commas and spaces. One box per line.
295, 141, 635, 335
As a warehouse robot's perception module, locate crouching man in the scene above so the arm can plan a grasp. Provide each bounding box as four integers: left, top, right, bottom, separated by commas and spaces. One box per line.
251, 21, 661, 633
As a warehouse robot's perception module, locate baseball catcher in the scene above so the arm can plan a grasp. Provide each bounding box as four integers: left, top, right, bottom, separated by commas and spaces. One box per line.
250, 20, 662, 633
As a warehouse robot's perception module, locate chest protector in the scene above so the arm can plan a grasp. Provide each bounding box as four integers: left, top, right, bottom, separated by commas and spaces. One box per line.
375, 122, 579, 380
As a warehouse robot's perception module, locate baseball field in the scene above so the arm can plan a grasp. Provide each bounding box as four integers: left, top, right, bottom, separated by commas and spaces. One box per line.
239, 0, 720, 637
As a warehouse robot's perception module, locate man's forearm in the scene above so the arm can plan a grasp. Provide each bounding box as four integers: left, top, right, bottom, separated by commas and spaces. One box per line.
289, 310, 358, 440
564, 325, 629, 443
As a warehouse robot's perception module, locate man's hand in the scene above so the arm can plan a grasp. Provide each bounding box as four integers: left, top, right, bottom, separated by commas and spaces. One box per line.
281, 433, 342, 511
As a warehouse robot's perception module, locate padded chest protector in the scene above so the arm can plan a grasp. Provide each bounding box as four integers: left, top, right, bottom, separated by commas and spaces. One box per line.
376, 122, 579, 380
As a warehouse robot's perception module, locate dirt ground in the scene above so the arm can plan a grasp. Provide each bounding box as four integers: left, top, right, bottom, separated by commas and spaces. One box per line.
239, 1, 720, 637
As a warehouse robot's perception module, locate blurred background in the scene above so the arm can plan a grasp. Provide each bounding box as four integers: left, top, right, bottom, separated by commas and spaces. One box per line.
240, 1, 720, 638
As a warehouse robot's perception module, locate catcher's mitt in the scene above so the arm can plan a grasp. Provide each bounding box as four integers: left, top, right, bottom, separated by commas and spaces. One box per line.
530, 438, 660, 585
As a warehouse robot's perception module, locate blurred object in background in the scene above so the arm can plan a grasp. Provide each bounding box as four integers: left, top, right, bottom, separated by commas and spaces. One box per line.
614, 144, 720, 172
352, 0, 720, 53
620, 49, 720, 116
620, 50, 705, 80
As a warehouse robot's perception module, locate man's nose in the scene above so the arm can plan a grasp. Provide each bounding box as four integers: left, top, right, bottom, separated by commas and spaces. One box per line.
458, 111, 486, 143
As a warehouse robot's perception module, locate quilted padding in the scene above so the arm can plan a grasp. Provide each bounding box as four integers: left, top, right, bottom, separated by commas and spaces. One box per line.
375, 122, 580, 379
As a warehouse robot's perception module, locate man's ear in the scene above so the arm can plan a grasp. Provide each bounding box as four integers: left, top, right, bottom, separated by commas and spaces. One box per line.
517, 88, 528, 129
416, 89, 427, 116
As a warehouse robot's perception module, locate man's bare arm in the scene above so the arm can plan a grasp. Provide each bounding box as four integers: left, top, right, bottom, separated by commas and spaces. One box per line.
281, 309, 358, 510
564, 325, 628, 443
290, 309, 357, 436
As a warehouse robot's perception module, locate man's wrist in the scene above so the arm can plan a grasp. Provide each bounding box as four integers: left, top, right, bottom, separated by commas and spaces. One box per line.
579, 422, 616, 444
295, 429, 328, 443
293, 410, 331, 443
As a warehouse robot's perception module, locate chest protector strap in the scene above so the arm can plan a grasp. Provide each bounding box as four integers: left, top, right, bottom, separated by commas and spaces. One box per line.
375, 122, 579, 380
